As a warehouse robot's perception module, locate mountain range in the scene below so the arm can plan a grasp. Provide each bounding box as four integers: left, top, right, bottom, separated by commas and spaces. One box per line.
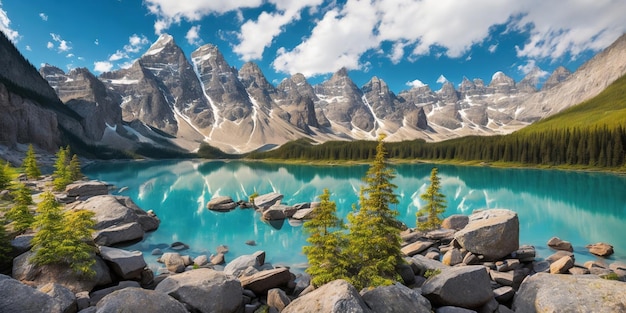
2, 31, 626, 156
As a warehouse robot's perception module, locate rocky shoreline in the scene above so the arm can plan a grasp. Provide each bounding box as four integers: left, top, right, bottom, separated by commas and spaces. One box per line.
1, 180, 625, 312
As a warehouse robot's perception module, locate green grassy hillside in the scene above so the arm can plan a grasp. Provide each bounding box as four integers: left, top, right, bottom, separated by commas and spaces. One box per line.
519, 74, 626, 133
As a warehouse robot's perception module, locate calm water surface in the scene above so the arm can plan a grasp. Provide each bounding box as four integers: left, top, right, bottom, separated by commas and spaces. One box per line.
83, 160, 626, 271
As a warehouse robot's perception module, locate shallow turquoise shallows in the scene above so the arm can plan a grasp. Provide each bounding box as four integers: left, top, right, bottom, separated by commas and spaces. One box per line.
83, 160, 626, 272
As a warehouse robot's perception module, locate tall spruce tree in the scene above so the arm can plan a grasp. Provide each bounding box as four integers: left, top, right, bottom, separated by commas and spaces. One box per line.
53, 146, 71, 191
30, 191, 96, 277
6, 183, 34, 234
0, 222, 11, 268
0, 162, 11, 189
345, 134, 402, 290
69, 154, 82, 181
416, 167, 446, 231
303, 189, 347, 287
22, 144, 40, 179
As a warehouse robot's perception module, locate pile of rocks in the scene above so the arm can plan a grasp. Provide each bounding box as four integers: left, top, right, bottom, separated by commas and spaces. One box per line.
206, 192, 318, 221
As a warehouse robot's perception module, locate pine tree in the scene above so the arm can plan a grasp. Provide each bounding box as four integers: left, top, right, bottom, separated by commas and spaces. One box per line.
303, 189, 347, 287
345, 134, 403, 290
69, 154, 82, 181
0, 162, 11, 189
0, 222, 12, 267
416, 167, 447, 231
6, 183, 35, 234
53, 146, 71, 191
22, 144, 40, 179
30, 191, 96, 277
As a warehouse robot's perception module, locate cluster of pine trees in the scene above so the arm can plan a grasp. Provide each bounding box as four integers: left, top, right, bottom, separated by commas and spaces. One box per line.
302, 136, 446, 289
248, 126, 626, 169
0, 145, 96, 276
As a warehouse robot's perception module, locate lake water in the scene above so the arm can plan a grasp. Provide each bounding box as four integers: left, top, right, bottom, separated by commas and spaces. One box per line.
83, 160, 626, 272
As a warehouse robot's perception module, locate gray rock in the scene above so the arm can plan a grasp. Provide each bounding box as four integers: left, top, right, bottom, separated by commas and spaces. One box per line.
0, 274, 62, 313
549, 256, 574, 274
493, 286, 515, 303
151, 248, 163, 255
489, 270, 515, 286
510, 244, 535, 262
10, 233, 34, 255
283, 279, 372, 313
99, 246, 146, 280
76, 291, 90, 311
155, 268, 243, 313
462, 252, 479, 265
442, 214, 469, 230
361, 282, 431, 313
435, 306, 477, 313
240, 267, 292, 295
211, 253, 226, 265
425, 228, 456, 241
159, 252, 186, 273
262, 204, 297, 220
547, 237, 573, 252
65, 181, 109, 198
207, 196, 238, 211
224, 251, 265, 277
292, 208, 315, 220
532, 261, 550, 273
422, 266, 493, 309
12, 251, 111, 293
94, 221, 144, 246
513, 273, 626, 312
409, 254, 447, 276
586, 242, 614, 257
496, 259, 520, 272
194, 255, 209, 266
401, 240, 434, 256
38, 283, 77, 313
545, 250, 574, 263
95, 287, 187, 313
216, 245, 229, 254
442, 248, 463, 266
89, 281, 140, 306
454, 209, 519, 261
267, 288, 291, 312
568, 266, 590, 275
253, 192, 284, 211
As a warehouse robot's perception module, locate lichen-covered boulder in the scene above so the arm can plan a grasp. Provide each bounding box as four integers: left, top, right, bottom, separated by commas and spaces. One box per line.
513, 273, 626, 312
155, 268, 243, 313
454, 209, 519, 260
422, 266, 493, 309
283, 279, 372, 313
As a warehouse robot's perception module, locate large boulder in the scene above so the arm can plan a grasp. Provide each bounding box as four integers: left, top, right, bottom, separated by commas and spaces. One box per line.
95, 288, 187, 313
267, 288, 291, 312
454, 209, 519, 260
262, 204, 298, 220
224, 251, 265, 277
89, 281, 140, 306
206, 196, 237, 211
0, 274, 66, 313
361, 283, 431, 313
253, 192, 284, 211
283, 279, 372, 313
38, 283, 77, 313
67, 195, 159, 232
155, 268, 243, 313
422, 265, 493, 309
65, 181, 109, 198
94, 221, 144, 246
239, 267, 292, 294
10, 233, 34, 255
408, 254, 447, 276
98, 246, 147, 280
292, 207, 315, 220
586, 242, 614, 257
401, 240, 434, 256
12, 251, 112, 293
513, 273, 626, 312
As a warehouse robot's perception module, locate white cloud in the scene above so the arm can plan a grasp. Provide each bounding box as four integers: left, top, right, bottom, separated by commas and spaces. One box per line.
406, 79, 427, 88
50, 33, 72, 52
94, 39, 99, 45
39, 13, 48, 21
66, 53, 74, 58
0, 3, 19, 42
233, 0, 323, 61
436, 75, 448, 84
488, 43, 498, 53
465, 54, 472, 61
268, 0, 626, 78
517, 59, 549, 78
186, 25, 202, 46
46, 41, 54, 49
144, 0, 263, 34
93, 61, 113, 73
273, 0, 380, 76
120, 61, 135, 69
25, 45, 31, 51
124, 34, 149, 53
109, 50, 127, 61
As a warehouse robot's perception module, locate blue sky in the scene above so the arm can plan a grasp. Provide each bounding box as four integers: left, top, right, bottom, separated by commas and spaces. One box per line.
1, 0, 625, 93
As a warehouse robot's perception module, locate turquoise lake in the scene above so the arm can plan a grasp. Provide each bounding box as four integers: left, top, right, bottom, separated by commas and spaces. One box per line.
83, 160, 626, 272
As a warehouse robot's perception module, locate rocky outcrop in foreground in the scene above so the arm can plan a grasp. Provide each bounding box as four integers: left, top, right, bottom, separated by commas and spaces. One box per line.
2, 183, 625, 312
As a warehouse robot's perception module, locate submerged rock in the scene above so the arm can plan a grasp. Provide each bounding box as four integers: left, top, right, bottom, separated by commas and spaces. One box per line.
206, 196, 238, 211
547, 237, 573, 252
586, 242, 614, 257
